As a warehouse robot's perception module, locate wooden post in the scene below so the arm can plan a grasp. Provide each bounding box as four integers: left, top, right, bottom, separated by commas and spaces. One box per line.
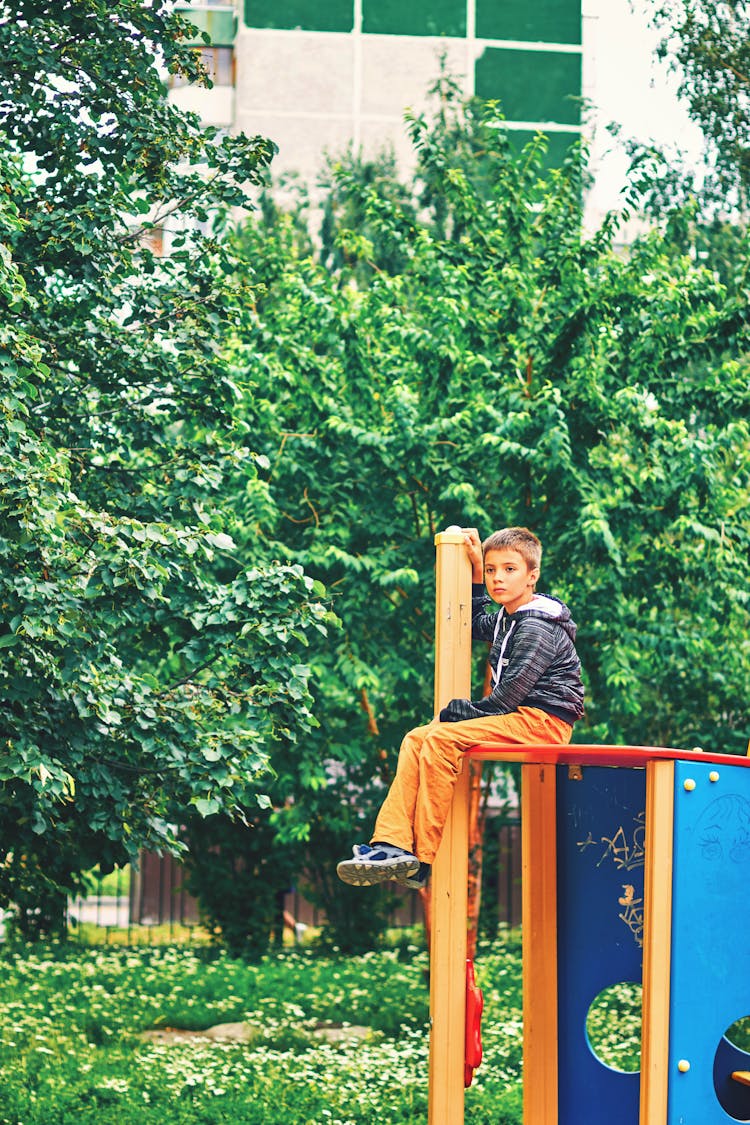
640, 759, 675, 1125
428, 529, 473, 1125
521, 764, 559, 1125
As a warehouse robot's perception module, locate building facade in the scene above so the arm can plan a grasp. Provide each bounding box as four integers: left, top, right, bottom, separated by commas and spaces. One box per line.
172, 0, 594, 186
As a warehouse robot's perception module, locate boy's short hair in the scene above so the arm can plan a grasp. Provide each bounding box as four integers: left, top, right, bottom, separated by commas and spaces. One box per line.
482, 527, 542, 572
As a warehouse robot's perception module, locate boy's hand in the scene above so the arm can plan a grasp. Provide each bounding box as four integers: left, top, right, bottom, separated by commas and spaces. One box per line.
461, 528, 483, 582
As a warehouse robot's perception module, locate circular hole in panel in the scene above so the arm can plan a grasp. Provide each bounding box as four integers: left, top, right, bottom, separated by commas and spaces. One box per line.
727, 1019, 750, 1052
714, 1018, 750, 1121
585, 982, 642, 1073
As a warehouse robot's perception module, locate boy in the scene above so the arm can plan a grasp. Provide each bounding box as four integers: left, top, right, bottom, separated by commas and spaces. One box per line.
336, 526, 584, 890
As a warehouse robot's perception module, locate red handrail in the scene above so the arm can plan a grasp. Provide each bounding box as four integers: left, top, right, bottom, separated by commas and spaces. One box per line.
464, 743, 750, 768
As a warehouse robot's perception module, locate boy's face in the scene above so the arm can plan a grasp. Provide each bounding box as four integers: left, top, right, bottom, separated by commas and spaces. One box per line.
484, 548, 539, 615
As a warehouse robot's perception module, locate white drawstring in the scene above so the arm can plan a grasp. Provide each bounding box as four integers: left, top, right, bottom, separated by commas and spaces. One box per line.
491, 611, 516, 686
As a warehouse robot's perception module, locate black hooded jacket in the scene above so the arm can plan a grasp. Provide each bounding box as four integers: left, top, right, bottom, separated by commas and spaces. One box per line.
439, 585, 585, 726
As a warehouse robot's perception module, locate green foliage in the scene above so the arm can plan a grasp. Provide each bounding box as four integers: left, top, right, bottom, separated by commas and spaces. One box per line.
727, 1015, 750, 1052
649, 0, 750, 207
0, 931, 647, 1121
223, 84, 750, 929
586, 982, 642, 1072
618, 2, 750, 283
298, 798, 401, 955
86, 865, 131, 898
0, 935, 532, 1123
0, 1, 330, 931
182, 812, 298, 960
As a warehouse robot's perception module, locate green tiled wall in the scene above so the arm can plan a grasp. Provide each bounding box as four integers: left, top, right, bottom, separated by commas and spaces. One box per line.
243, 0, 582, 44
362, 0, 466, 37
477, 0, 581, 45
243, 0, 581, 43
475, 47, 581, 125
504, 129, 580, 168
244, 0, 353, 32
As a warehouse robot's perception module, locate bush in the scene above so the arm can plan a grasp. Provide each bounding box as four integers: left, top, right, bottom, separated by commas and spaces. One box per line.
183, 813, 299, 960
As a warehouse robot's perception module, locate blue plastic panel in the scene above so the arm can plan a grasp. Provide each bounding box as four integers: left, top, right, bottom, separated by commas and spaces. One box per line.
668, 759, 750, 1123
556, 766, 645, 1125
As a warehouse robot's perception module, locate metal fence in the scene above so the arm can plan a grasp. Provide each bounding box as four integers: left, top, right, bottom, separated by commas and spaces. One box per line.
60, 816, 521, 943
129, 851, 201, 927
66, 856, 201, 944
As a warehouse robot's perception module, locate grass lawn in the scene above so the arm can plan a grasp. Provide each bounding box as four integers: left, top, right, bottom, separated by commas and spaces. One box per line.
0, 929, 526, 1124
0, 928, 647, 1124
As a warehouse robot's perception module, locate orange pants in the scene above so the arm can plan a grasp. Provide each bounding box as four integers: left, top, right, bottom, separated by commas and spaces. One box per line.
372, 706, 572, 864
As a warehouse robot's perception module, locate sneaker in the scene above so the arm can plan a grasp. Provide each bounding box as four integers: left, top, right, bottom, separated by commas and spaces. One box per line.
352, 845, 429, 889
395, 862, 431, 891
337, 842, 419, 887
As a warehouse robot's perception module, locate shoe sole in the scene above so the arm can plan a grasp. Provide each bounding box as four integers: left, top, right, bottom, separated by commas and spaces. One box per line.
336, 857, 419, 887
393, 865, 430, 890
394, 875, 429, 890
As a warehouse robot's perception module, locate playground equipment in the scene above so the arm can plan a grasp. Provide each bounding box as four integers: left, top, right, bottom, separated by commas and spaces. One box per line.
428, 529, 750, 1125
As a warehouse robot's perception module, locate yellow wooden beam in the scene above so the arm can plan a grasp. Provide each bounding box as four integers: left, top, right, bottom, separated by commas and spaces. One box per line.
640, 759, 675, 1125
428, 530, 472, 1125
522, 763, 559, 1125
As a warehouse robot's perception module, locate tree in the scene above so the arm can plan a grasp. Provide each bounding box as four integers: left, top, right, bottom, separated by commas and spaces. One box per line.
225, 87, 750, 944
181, 811, 298, 959
0, 2, 331, 935
649, 0, 750, 208
612, 2, 750, 287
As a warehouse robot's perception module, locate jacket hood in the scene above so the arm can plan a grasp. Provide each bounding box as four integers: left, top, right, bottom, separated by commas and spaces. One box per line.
513, 594, 577, 641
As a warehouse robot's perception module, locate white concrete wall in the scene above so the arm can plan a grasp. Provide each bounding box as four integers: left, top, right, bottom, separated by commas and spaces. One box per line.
233, 24, 471, 181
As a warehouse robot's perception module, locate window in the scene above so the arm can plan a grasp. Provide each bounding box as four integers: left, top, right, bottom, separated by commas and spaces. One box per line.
169, 46, 235, 88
